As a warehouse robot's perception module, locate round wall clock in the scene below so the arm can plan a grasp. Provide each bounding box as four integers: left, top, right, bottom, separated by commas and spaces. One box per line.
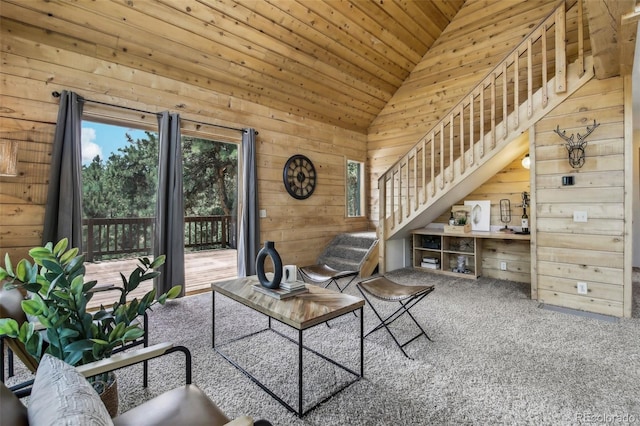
283, 154, 316, 200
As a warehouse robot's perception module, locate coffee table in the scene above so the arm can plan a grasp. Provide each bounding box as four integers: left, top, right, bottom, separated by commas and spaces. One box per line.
211, 276, 364, 417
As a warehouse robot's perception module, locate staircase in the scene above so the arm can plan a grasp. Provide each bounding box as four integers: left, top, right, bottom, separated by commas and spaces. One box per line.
377, 0, 594, 272
317, 231, 379, 278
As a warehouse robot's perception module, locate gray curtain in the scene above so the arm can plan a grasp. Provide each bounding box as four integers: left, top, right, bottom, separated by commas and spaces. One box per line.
154, 112, 185, 297
237, 128, 259, 277
43, 90, 84, 250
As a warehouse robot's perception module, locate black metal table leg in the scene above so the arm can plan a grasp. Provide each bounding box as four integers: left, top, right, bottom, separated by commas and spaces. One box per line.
298, 329, 303, 415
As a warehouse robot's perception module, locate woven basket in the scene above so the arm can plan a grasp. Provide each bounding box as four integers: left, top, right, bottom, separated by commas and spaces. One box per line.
97, 372, 119, 417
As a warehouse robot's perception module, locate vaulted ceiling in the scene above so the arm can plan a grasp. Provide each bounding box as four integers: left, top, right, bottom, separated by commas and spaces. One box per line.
0, 0, 465, 133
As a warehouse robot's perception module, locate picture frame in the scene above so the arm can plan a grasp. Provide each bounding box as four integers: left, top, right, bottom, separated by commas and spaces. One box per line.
464, 200, 491, 232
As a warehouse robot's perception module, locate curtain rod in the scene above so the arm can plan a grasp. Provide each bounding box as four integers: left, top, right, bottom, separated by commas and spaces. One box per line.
51, 91, 248, 134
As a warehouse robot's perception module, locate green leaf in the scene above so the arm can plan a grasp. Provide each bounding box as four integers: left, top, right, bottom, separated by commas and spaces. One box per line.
122, 328, 144, 341
0, 318, 19, 336
4, 253, 14, 276
15, 259, 33, 282
58, 328, 80, 339
28, 247, 54, 265
59, 247, 79, 265
108, 322, 125, 341
150, 255, 166, 269
65, 340, 94, 353
42, 259, 64, 275
0, 268, 8, 281
70, 275, 84, 292
64, 352, 84, 367
52, 238, 69, 256
67, 255, 86, 276
140, 271, 160, 281
52, 290, 71, 301
24, 332, 43, 362
21, 298, 44, 316
166, 285, 182, 299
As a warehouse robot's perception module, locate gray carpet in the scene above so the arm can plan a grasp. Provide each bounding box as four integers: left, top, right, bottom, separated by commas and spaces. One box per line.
5, 269, 640, 425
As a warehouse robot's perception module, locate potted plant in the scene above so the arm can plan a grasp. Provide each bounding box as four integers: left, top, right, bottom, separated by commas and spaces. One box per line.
0, 238, 181, 414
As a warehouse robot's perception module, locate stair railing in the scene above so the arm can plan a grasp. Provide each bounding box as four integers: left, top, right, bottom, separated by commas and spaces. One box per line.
378, 0, 587, 240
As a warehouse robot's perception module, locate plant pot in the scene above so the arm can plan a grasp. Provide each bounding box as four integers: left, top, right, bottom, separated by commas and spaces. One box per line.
94, 372, 118, 417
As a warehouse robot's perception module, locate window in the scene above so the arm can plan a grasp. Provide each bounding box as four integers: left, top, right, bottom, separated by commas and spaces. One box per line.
346, 159, 365, 217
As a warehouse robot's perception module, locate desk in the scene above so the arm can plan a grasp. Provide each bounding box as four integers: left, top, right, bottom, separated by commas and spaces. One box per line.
211, 276, 364, 416
412, 228, 531, 279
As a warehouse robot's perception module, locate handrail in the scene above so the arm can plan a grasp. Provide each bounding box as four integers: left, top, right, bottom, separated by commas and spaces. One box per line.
83, 215, 233, 261
378, 0, 588, 241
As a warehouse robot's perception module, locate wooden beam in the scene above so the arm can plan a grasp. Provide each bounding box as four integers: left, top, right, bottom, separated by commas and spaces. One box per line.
620, 4, 640, 75
583, 0, 636, 79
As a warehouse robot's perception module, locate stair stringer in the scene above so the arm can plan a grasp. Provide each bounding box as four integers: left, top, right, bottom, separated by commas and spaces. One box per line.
381, 56, 595, 272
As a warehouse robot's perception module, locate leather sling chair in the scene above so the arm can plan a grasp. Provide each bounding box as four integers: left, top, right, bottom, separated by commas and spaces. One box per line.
357, 275, 435, 359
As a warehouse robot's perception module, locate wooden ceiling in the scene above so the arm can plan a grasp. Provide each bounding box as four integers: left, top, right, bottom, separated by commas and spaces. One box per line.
0, 0, 464, 133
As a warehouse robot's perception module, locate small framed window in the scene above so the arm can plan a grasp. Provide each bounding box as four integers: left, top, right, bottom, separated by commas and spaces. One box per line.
346, 159, 365, 217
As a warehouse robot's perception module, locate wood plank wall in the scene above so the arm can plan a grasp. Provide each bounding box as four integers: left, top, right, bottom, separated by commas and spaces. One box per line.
534, 76, 627, 317
0, 20, 369, 266
367, 0, 559, 224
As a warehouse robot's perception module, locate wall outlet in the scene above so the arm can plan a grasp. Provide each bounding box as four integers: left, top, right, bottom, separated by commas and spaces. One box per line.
500, 261, 507, 271
259, 209, 267, 218
573, 211, 588, 222
577, 282, 588, 295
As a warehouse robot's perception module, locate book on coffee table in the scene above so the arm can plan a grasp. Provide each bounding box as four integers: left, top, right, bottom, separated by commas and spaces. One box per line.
252, 283, 308, 299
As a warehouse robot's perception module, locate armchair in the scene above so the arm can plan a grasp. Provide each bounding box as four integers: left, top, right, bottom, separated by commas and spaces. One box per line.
1, 342, 272, 426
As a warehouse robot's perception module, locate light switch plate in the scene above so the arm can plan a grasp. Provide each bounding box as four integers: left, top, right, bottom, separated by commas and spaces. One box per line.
573, 211, 587, 222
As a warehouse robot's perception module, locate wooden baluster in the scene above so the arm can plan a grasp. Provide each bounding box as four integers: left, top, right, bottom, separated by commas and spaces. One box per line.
449, 113, 454, 183
469, 93, 474, 165
555, 5, 566, 92
514, 51, 519, 129
490, 72, 496, 149
421, 138, 427, 204
577, 0, 584, 77
430, 133, 436, 196
439, 123, 445, 189
390, 169, 395, 228
527, 38, 533, 118
411, 150, 417, 214
542, 24, 548, 107
502, 62, 508, 138
479, 85, 485, 158
459, 105, 465, 174
379, 174, 386, 234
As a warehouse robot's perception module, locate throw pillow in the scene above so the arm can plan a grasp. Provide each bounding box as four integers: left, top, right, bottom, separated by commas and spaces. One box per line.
28, 354, 114, 426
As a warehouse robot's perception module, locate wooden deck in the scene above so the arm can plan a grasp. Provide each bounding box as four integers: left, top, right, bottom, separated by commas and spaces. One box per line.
84, 249, 237, 310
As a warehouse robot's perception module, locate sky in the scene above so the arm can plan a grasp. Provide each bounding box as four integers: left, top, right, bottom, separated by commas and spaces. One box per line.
81, 121, 152, 164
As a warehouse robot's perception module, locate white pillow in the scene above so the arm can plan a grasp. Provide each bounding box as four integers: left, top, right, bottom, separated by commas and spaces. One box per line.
28, 354, 114, 426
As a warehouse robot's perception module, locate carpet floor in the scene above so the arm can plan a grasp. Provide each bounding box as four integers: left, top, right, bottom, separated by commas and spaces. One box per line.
5, 269, 640, 425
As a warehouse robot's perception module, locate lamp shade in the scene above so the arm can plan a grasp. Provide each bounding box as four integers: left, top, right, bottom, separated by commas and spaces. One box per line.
521, 154, 530, 170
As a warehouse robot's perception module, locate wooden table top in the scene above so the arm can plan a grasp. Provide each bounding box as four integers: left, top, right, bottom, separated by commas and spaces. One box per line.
212, 276, 364, 330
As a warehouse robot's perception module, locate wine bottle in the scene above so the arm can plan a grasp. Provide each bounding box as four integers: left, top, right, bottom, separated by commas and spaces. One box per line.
521, 206, 529, 234
449, 211, 456, 226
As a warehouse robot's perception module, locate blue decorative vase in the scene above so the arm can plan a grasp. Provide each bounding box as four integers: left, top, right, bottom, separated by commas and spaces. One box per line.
256, 241, 283, 289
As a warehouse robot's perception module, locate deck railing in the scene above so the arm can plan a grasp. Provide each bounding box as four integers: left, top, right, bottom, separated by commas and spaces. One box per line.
378, 0, 590, 240
83, 215, 233, 261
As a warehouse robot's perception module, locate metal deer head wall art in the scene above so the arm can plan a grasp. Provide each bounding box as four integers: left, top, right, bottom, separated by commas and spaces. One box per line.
553, 120, 600, 169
